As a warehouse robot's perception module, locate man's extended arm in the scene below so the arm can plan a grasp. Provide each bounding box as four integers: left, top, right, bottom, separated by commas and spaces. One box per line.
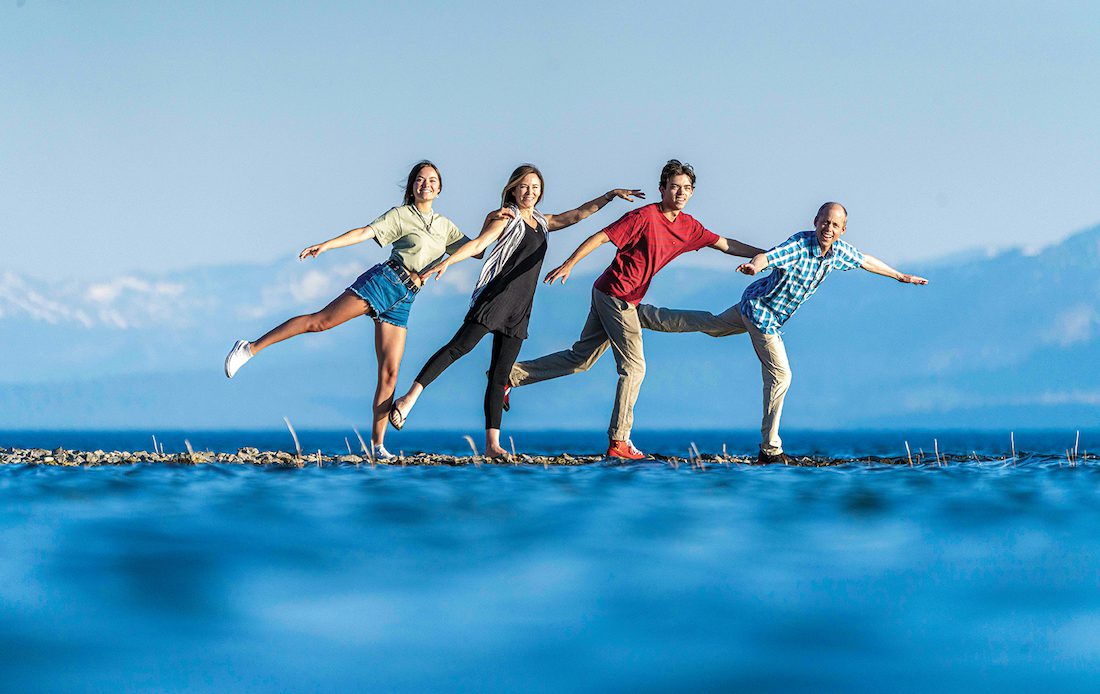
710, 237, 766, 258
861, 254, 928, 285
737, 253, 770, 276
544, 231, 611, 285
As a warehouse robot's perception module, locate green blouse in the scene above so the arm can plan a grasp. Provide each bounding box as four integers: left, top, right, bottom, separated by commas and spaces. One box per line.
369, 205, 469, 273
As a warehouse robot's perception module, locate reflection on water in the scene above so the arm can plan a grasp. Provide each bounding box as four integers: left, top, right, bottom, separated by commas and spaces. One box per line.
4, 458, 1100, 691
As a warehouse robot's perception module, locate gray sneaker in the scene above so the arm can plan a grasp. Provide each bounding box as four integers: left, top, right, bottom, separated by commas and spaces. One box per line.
224, 340, 253, 378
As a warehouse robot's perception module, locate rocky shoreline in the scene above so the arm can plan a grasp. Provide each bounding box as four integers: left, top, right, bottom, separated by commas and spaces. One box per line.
0, 446, 946, 468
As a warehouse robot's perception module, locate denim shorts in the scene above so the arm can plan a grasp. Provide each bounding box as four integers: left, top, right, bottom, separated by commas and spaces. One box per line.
348, 261, 418, 328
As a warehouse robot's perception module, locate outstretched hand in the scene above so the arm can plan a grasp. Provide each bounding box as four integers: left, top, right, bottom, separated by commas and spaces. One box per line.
486, 207, 517, 222
299, 244, 324, 260
898, 274, 928, 285
607, 188, 646, 202
737, 263, 758, 276
544, 263, 572, 285
419, 263, 448, 283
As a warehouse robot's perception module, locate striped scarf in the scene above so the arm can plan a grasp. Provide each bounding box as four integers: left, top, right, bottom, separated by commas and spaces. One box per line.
470, 205, 549, 306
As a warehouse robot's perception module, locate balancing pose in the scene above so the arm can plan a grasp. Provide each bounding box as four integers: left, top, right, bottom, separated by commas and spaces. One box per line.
504, 160, 766, 460
388, 164, 644, 459
636, 202, 929, 464
223, 160, 473, 460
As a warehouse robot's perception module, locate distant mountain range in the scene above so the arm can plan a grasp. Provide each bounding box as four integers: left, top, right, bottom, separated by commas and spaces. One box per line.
3, 224, 1098, 432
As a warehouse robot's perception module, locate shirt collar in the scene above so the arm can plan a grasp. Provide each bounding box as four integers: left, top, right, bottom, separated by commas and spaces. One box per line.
811, 234, 836, 260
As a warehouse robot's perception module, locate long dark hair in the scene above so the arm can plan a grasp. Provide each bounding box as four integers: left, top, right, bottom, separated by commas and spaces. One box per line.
403, 160, 443, 205
500, 164, 545, 207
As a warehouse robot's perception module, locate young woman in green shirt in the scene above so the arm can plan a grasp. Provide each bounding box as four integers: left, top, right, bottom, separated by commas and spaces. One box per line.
223, 160, 472, 459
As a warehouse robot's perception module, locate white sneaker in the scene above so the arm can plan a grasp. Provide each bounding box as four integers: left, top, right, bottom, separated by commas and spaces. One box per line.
224, 340, 253, 378
371, 443, 395, 461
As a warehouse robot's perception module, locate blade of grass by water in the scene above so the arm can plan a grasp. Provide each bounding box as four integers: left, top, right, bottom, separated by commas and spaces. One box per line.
283, 417, 301, 459
463, 435, 480, 466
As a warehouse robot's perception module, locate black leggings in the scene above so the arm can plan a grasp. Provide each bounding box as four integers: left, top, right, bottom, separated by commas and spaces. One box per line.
416, 321, 523, 429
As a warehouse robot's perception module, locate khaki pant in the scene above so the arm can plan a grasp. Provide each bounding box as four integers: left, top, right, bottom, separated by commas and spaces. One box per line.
510, 287, 645, 441
636, 303, 791, 455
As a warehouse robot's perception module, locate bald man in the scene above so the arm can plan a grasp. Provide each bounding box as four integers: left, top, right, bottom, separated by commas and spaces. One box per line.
637, 202, 928, 463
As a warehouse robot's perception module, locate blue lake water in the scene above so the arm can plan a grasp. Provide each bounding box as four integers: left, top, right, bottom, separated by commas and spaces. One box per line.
3, 430, 1099, 691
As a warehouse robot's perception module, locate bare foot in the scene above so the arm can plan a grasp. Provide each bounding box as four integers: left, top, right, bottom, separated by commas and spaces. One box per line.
389, 395, 413, 430
485, 444, 512, 461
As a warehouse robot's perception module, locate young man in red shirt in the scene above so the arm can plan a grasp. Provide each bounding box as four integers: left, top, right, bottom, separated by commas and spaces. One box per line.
506, 160, 765, 459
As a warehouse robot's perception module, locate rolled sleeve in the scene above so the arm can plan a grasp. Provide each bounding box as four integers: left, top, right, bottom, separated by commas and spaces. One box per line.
444, 221, 470, 255
369, 207, 403, 248
833, 240, 864, 271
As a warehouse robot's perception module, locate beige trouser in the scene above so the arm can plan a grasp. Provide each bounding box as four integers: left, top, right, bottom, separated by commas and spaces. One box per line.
510, 287, 645, 441
636, 303, 792, 455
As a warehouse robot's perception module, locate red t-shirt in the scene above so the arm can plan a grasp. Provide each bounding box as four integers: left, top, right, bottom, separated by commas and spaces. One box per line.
593, 204, 720, 305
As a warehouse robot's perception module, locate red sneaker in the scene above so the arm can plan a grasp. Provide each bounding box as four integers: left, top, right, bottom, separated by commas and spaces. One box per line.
502, 385, 511, 412
606, 439, 646, 460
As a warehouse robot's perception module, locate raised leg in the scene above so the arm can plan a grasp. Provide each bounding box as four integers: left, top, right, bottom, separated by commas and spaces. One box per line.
391, 322, 490, 428
509, 289, 611, 388
251, 290, 370, 355
636, 303, 747, 337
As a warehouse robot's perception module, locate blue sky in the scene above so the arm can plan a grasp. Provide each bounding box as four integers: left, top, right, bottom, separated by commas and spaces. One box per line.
4, 1, 1099, 279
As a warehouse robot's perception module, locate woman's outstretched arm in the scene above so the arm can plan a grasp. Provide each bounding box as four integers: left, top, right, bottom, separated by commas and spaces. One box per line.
299, 226, 377, 260
419, 216, 509, 282
545, 189, 644, 232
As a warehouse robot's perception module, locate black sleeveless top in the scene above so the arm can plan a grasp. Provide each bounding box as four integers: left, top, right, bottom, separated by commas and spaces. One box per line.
466, 220, 548, 338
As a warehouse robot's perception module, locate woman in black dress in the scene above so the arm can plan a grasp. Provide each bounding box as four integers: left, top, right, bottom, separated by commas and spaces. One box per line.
388, 164, 642, 459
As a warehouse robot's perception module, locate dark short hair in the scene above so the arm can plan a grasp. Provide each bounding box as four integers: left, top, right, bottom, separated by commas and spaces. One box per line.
815, 201, 848, 221
501, 164, 545, 207
403, 160, 442, 205
659, 159, 696, 189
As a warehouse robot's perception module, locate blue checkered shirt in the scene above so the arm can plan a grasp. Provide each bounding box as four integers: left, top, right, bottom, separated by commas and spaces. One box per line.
739, 231, 864, 334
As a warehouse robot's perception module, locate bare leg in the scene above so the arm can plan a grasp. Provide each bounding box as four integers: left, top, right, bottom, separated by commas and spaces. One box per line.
371, 320, 407, 447
250, 290, 370, 355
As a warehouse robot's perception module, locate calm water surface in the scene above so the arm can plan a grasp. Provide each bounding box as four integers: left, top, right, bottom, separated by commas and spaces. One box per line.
2, 431, 1099, 691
